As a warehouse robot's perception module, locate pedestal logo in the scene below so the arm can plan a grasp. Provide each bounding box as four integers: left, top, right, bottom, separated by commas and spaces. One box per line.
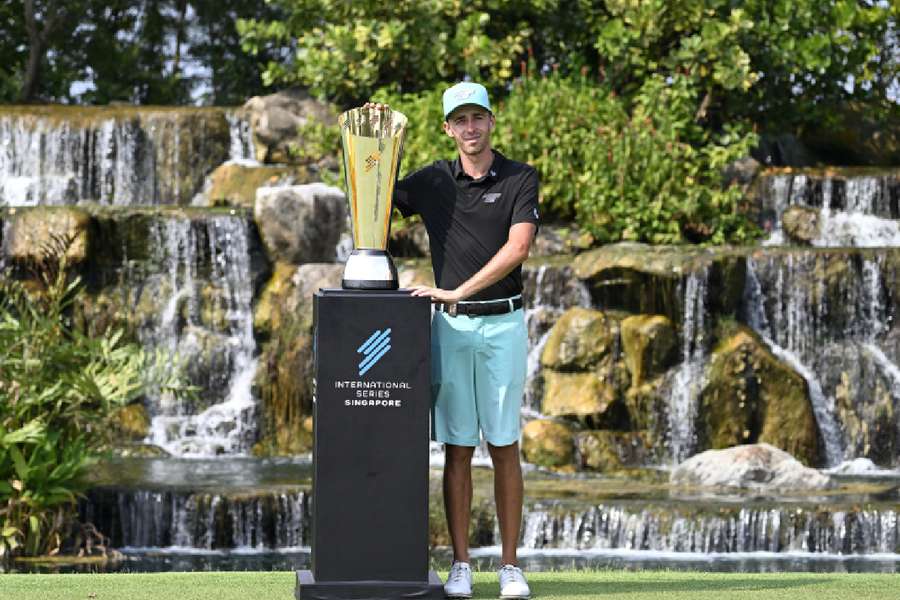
357, 328, 392, 376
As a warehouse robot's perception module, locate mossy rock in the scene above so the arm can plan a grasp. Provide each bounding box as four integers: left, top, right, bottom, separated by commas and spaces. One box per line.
541, 369, 630, 428
572, 243, 746, 323
698, 325, 820, 466
521, 419, 575, 469
620, 315, 677, 386
3, 207, 91, 264
575, 430, 649, 472
110, 403, 151, 441
200, 163, 314, 208
540, 307, 618, 370
782, 206, 820, 244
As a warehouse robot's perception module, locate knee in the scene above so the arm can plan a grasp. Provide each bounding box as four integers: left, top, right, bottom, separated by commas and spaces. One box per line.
445, 445, 475, 469
487, 442, 520, 465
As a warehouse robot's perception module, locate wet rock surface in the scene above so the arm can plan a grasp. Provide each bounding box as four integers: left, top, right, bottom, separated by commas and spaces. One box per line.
671, 443, 833, 490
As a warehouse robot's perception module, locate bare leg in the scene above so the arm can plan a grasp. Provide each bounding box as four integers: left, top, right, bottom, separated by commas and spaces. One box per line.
488, 441, 524, 566
444, 444, 475, 563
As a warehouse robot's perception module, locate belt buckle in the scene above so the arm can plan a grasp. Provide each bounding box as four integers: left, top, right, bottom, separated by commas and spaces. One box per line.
447, 303, 458, 317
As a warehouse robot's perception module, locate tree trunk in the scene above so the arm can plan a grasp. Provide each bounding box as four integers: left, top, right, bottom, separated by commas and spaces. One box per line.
18, 0, 63, 103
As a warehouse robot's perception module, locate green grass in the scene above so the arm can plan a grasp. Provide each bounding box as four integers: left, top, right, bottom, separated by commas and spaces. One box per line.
1, 570, 898, 599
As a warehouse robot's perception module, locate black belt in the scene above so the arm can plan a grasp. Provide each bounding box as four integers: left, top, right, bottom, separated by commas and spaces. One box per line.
435, 295, 523, 317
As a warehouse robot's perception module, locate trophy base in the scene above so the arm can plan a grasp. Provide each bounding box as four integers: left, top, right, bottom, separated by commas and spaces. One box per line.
342, 249, 399, 290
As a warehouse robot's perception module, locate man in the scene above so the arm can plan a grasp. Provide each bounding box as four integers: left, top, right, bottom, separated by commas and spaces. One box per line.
384, 81, 539, 599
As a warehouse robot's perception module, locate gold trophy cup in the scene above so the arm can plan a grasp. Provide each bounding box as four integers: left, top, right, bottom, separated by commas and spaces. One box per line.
339, 106, 408, 290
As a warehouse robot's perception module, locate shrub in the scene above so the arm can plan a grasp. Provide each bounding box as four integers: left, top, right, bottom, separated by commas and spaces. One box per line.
0, 256, 190, 559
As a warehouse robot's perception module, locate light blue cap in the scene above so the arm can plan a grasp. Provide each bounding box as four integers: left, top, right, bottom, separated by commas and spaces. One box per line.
442, 82, 491, 119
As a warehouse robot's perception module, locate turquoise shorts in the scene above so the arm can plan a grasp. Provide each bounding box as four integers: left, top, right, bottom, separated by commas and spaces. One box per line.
430, 308, 527, 447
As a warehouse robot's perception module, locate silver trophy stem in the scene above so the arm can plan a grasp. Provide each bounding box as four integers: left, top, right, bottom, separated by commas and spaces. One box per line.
342, 249, 399, 290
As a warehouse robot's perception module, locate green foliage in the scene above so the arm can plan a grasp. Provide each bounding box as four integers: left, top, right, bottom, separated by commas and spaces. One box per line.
243, 1, 895, 128
0, 257, 191, 559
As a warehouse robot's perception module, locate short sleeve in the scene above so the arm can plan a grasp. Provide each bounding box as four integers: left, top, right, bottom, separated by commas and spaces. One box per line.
393, 165, 432, 218
511, 166, 540, 229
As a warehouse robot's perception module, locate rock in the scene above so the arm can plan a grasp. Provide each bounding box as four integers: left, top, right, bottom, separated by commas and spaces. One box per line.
541, 370, 630, 428
196, 162, 314, 208
2, 207, 90, 264
572, 243, 746, 323
530, 225, 594, 256
254, 183, 347, 265
620, 315, 676, 386
575, 430, 648, 472
521, 419, 575, 469
698, 326, 820, 466
782, 205, 820, 244
752, 133, 818, 167
671, 443, 833, 490
252, 262, 342, 456
389, 221, 430, 257
110, 403, 151, 441
723, 156, 761, 186
820, 342, 897, 466
238, 88, 337, 165
397, 260, 434, 288
540, 307, 618, 370
801, 101, 900, 166
254, 262, 343, 336
522, 258, 591, 311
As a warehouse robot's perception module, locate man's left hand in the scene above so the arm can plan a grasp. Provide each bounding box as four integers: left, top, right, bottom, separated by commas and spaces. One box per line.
409, 285, 463, 304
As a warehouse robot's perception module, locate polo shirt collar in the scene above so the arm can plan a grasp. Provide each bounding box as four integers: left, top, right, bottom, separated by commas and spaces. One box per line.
451, 150, 505, 182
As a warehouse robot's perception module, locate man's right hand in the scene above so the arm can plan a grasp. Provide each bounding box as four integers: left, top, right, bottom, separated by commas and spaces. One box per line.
363, 101, 390, 111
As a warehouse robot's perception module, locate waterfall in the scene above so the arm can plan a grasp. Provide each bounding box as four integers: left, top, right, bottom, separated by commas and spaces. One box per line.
511, 502, 900, 555
81, 488, 308, 550
0, 108, 230, 206
668, 269, 708, 464
226, 111, 257, 165
141, 215, 259, 456
743, 256, 845, 466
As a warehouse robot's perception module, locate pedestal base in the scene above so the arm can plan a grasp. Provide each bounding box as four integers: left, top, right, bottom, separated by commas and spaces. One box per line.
295, 570, 445, 600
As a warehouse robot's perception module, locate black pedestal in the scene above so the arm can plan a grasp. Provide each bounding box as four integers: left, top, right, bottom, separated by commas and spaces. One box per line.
296, 289, 443, 600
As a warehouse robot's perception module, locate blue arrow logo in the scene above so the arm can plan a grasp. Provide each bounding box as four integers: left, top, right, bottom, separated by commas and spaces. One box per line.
357, 328, 392, 376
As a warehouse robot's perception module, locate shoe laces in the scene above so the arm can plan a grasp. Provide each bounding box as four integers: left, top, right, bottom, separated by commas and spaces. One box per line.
499, 564, 523, 581
449, 562, 470, 582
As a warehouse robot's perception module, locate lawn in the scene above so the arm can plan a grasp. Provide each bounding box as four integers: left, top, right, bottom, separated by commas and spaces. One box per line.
1, 570, 898, 600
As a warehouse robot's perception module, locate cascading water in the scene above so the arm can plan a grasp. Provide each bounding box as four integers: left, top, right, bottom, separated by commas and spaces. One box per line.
0, 108, 231, 206
140, 215, 259, 457
668, 269, 708, 464
513, 502, 900, 555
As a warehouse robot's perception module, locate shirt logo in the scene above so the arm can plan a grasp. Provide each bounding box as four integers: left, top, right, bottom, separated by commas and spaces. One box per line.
357, 328, 391, 376
483, 192, 501, 204
533, 207, 539, 219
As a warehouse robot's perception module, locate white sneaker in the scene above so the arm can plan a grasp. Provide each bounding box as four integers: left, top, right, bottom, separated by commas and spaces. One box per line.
498, 564, 530, 599
444, 561, 473, 598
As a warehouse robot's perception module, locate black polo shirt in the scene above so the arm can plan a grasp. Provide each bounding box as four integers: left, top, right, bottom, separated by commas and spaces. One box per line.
394, 150, 540, 301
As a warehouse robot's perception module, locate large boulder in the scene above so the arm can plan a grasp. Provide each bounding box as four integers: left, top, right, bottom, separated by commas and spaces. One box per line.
521, 419, 575, 469
238, 89, 337, 165
2, 207, 90, 264
620, 314, 677, 387
254, 183, 347, 265
671, 444, 832, 490
541, 307, 618, 370
698, 326, 820, 465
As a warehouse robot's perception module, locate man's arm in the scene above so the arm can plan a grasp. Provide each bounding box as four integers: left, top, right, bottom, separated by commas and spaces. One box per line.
409, 222, 536, 303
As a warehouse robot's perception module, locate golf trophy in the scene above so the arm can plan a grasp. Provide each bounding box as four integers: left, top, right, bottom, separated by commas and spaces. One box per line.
339, 106, 407, 289
296, 106, 442, 599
